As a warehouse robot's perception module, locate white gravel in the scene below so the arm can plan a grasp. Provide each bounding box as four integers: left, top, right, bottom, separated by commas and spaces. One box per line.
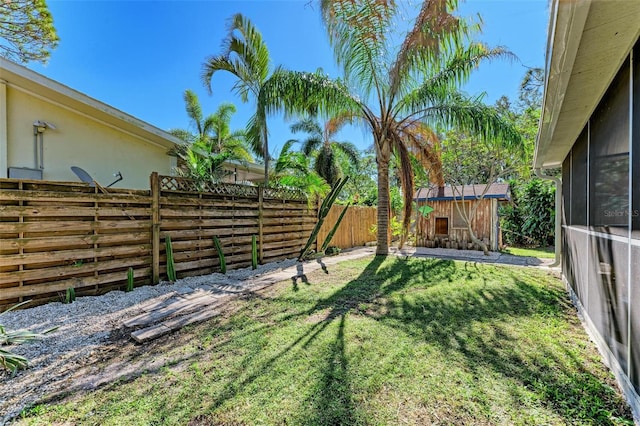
0, 258, 298, 424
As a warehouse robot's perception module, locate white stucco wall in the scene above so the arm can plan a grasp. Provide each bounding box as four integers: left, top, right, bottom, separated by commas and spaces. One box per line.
4, 86, 176, 189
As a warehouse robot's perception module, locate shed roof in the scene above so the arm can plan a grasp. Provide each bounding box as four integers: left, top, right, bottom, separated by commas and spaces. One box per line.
414, 183, 510, 202
0, 57, 183, 150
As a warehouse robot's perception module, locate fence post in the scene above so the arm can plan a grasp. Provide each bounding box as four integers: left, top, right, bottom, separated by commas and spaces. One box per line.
151, 172, 160, 284
258, 186, 264, 264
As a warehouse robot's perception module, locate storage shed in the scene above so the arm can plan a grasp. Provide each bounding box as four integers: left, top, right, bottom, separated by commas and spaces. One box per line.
414, 183, 510, 251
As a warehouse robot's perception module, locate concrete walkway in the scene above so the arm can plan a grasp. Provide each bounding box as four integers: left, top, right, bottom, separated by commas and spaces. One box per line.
390, 246, 559, 268
123, 245, 557, 342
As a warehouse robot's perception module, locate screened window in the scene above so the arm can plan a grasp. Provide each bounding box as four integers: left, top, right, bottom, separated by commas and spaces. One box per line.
589, 58, 630, 229
452, 201, 469, 228
571, 128, 588, 226
562, 152, 571, 226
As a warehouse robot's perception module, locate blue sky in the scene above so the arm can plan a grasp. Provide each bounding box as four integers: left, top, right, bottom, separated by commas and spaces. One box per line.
30, 0, 550, 155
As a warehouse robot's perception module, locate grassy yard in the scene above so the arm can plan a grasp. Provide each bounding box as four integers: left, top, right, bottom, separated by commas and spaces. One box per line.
18, 256, 632, 425
501, 246, 556, 259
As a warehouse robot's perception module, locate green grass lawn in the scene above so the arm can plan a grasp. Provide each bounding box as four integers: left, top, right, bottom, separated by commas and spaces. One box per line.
502, 246, 556, 259
18, 256, 632, 425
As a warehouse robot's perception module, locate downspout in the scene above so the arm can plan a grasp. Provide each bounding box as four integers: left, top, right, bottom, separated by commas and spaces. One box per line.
535, 167, 561, 267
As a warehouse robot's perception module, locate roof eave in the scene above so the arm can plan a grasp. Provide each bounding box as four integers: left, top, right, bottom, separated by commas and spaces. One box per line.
0, 57, 182, 150
534, 0, 640, 169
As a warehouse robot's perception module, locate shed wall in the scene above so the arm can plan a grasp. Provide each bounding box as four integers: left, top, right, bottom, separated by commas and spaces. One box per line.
415, 198, 498, 250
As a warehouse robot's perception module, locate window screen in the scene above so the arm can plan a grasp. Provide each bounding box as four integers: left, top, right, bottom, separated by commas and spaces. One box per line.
571, 127, 588, 226
562, 152, 571, 226
589, 59, 630, 230
452, 201, 469, 228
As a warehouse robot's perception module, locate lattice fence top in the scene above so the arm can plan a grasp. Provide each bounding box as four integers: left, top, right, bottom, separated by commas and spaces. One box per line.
263, 187, 307, 201
158, 175, 307, 201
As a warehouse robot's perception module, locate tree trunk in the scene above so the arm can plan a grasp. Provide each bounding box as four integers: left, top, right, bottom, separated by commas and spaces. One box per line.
263, 127, 269, 186
466, 222, 489, 255
376, 147, 391, 256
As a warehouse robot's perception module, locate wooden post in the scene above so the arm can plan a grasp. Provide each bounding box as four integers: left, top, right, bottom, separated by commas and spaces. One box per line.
151, 172, 160, 284
258, 186, 264, 264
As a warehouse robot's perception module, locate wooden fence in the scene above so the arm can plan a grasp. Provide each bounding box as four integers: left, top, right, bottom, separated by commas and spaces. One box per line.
0, 174, 375, 309
0, 174, 315, 309
317, 204, 377, 250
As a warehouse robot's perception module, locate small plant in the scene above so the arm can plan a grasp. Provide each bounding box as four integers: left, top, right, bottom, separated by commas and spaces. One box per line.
64, 287, 76, 304
165, 235, 177, 282
126, 267, 134, 292
325, 246, 341, 256
213, 236, 226, 274
1, 301, 58, 373
251, 235, 258, 270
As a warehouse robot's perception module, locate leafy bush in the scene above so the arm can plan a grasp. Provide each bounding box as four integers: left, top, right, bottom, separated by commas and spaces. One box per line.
500, 178, 555, 247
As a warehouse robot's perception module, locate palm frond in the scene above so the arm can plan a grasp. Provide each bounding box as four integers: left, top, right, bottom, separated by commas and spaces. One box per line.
324, 112, 355, 140
388, 0, 465, 97
399, 43, 515, 115
331, 141, 360, 168
290, 118, 322, 136
183, 90, 204, 136
422, 95, 524, 155
301, 136, 323, 157
321, 0, 395, 98
259, 68, 362, 121
201, 55, 237, 95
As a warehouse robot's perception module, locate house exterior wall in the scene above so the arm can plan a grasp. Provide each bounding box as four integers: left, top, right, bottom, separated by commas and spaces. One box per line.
416, 198, 499, 250
561, 40, 640, 407
3, 81, 176, 189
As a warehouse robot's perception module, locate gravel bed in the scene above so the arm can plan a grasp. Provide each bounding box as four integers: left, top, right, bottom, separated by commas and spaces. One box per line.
0, 258, 298, 424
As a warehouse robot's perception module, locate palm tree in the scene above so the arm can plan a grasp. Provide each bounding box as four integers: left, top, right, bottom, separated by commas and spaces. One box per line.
201, 13, 271, 184
272, 139, 330, 199
170, 90, 253, 184
257, 0, 521, 255
289, 117, 359, 186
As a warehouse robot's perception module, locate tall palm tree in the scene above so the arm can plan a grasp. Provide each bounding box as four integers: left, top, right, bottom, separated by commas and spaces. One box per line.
289, 117, 359, 186
257, 0, 521, 255
170, 90, 253, 184
201, 13, 271, 184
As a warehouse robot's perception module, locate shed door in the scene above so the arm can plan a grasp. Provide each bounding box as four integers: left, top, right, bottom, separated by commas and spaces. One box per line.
435, 217, 449, 235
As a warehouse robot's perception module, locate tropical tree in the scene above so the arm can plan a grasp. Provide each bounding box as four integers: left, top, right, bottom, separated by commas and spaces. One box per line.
289, 117, 359, 186
440, 129, 525, 254
170, 90, 253, 185
272, 139, 330, 199
0, 0, 59, 63
257, 0, 521, 255
201, 13, 272, 184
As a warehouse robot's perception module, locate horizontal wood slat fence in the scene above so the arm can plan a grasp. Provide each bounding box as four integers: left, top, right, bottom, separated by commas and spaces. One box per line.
0, 173, 315, 309
0, 174, 376, 310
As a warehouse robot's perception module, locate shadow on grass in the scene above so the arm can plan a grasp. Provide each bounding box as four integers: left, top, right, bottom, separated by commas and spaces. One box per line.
25, 255, 632, 425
